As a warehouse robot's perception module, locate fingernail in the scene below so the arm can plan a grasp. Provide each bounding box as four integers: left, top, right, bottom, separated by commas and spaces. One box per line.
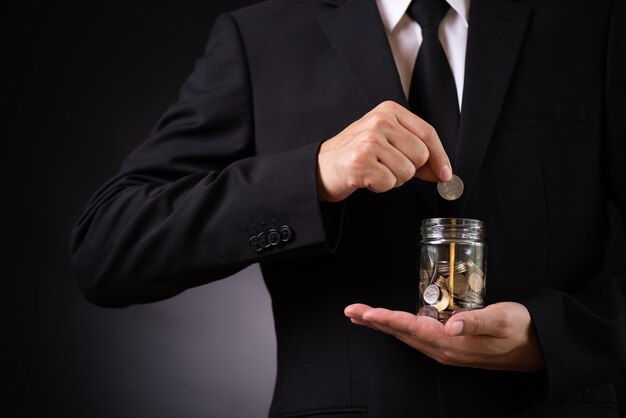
449, 321, 463, 336
441, 164, 452, 181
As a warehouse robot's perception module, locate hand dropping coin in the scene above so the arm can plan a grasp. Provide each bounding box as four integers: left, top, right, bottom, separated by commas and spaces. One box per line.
437, 174, 464, 201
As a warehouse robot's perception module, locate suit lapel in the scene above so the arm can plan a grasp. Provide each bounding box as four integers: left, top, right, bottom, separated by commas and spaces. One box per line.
320, 0, 442, 215
446, 0, 532, 216
318, 0, 407, 109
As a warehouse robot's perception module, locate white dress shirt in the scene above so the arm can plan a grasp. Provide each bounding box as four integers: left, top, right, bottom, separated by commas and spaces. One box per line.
375, 0, 470, 109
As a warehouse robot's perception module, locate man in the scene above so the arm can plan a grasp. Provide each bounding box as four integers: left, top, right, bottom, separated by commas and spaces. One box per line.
71, 0, 626, 416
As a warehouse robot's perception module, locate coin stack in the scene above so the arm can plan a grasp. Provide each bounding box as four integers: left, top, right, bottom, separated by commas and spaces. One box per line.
418, 259, 485, 324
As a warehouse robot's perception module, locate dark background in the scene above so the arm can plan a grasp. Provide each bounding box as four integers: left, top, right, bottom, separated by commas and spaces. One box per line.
4, 1, 625, 417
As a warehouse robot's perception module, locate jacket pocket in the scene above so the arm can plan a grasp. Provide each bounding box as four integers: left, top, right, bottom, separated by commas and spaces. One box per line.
495, 100, 587, 130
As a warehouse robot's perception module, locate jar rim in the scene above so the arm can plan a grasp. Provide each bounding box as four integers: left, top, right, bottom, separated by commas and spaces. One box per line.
420, 218, 485, 241
421, 218, 484, 227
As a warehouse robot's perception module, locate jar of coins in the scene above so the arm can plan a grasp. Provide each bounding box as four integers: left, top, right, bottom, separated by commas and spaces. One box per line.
418, 218, 486, 324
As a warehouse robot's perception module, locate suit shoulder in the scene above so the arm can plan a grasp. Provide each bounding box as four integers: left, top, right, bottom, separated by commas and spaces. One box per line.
231, 0, 333, 26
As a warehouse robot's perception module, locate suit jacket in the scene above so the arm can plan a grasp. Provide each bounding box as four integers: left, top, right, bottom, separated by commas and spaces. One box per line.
71, 0, 626, 416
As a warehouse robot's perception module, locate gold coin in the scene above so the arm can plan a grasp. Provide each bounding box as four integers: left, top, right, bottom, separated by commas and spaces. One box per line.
448, 273, 468, 296
431, 288, 450, 312
435, 275, 447, 289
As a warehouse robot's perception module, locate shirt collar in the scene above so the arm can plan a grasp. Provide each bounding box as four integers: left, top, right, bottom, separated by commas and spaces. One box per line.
376, 0, 470, 34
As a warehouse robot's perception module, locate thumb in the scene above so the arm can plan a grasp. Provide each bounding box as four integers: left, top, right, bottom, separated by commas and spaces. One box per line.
445, 306, 505, 337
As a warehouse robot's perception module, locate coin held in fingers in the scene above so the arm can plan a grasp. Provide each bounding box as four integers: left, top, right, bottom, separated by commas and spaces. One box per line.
437, 174, 464, 201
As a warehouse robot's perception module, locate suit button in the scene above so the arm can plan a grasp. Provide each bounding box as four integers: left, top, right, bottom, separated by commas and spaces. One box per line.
279, 225, 292, 242
249, 236, 262, 252
268, 230, 281, 245
258, 232, 270, 248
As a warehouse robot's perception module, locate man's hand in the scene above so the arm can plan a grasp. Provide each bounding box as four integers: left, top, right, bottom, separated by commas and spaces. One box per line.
317, 101, 452, 202
344, 302, 544, 372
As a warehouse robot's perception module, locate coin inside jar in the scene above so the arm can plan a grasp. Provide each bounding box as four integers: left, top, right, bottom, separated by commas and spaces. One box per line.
431, 289, 450, 312
468, 271, 484, 292
418, 305, 439, 320
423, 284, 442, 305
447, 273, 468, 296
437, 174, 464, 201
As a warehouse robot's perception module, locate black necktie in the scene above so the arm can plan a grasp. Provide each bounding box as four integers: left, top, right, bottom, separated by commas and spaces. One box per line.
407, 0, 459, 159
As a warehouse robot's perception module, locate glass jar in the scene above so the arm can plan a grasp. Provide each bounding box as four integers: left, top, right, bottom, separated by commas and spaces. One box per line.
418, 218, 486, 324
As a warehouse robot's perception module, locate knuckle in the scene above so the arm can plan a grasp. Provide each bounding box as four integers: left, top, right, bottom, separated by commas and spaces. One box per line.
405, 162, 417, 179
396, 164, 415, 186
420, 124, 438, 143
349, 138, 377, 164
383, 175, 397, 191
414, 145, 429, 167
346, 151, 367, 172
368, 174, 395, 192
377, 100, 397, 111
363, 178, 377, 191
358, 132, 382, 148
366, 112, 392, 130
345, 174, 361, 190
351, 145, 369, 162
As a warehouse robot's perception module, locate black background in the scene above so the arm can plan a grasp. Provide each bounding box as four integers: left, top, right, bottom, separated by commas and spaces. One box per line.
4, 1, 625, 417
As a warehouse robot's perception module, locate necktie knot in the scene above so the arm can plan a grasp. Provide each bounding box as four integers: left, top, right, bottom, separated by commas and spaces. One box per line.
407, 0, 450, 29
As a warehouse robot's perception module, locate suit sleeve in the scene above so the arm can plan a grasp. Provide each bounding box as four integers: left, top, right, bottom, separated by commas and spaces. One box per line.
70, 14, 339, 307
522, 0, 626, 402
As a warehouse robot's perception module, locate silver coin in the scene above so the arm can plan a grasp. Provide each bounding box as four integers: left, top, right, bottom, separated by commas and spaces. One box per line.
437, 174, 464, 201
423, 284, 441, 305
435, 260, 467, 275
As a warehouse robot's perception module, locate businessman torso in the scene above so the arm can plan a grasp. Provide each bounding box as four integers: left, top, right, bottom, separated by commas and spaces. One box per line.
72, 0, 625, 416
232, 1, 622, 416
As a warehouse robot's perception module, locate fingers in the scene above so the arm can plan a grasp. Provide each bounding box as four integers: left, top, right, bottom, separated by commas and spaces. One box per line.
345, 304, 444, 343
317, 101, 453, 201
362, 308, 416, 335
344, 303, 372, 317
375, 101, 452, 182
344, 304, 380, 330
371, 134, 418, 188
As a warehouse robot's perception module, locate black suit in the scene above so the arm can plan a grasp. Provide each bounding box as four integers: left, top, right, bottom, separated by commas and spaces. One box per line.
71, 0, 626, 416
